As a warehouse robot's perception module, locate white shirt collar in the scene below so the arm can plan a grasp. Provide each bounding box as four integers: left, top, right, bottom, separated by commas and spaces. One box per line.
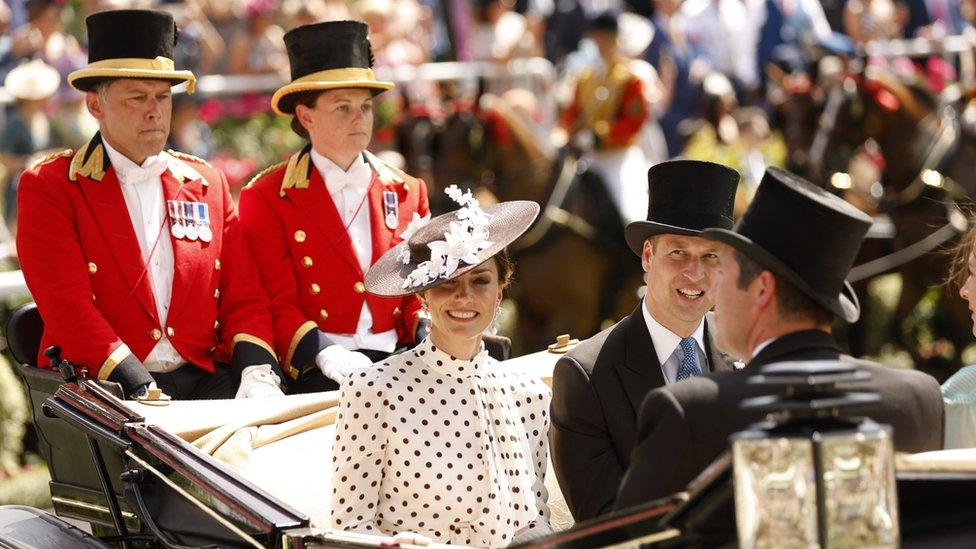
750, 337, 777, 360
309, 148, 370, 194
101, 138, 186, 185
641, 297, 706, 366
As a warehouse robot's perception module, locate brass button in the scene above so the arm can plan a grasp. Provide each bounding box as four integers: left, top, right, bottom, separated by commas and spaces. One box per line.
302, 256, 313, 268
150, 328, 162, 341
404, 183, 410, 192
393, 306, 401, 317
294, 230, 306, 243
214, 320, 221, 330
319, 309, 329, 320
354, 281, 366, 294
87, 262, 97, 274
309, 283, 320, 295
214, 259, 221, 270
213, 289, 220, 299
166, 327, 175, 337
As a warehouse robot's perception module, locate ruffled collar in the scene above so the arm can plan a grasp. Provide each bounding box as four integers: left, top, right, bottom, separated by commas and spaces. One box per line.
412, 336, 489, 377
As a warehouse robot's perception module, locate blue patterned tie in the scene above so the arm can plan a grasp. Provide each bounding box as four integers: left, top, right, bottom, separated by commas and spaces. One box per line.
675, 337, 702, 381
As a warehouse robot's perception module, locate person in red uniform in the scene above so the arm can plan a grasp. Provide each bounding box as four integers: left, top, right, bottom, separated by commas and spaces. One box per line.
559, 11, 651, 225
239, 21, 430, 393
16, 9, 282, 400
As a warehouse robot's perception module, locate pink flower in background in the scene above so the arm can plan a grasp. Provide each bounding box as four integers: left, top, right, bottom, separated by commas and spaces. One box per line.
198, 99, 224, 125
211, 155, 258, 189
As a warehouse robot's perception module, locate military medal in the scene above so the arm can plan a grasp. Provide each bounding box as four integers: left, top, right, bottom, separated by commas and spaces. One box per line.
383, 191, 398, 230
197, 202, 213, 243
184, 202, 199, 241
168, 200, 186, 239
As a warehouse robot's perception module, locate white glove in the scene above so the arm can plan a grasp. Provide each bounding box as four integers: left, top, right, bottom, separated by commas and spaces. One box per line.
315, 345, 374, 385
236, 364, 285, 398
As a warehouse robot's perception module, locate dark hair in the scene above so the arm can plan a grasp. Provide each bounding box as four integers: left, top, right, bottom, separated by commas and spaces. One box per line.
493, 248, 515, 289
285, 90, 327, 139
733, 249, 833, 325
948, 221, 976, 289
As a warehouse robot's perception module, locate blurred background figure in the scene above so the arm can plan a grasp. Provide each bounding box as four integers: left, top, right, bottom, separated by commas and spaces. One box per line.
160, 0, 226, 76
2, 0, 85, 87
0, 58, 60, 235
227, 0, 286, 75
471, 0, 542, 62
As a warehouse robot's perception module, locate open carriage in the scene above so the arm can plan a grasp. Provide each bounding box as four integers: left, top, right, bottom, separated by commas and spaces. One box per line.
2, 302, 976, 548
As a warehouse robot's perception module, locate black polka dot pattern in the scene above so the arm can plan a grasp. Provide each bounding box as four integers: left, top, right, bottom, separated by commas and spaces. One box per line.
330, 336, 552, 547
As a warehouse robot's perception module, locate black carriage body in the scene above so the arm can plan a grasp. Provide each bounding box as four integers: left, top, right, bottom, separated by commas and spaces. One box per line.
6, 355, 976, 547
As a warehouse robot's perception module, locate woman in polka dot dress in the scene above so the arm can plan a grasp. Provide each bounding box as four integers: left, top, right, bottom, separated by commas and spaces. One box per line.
331, 190, 551, 547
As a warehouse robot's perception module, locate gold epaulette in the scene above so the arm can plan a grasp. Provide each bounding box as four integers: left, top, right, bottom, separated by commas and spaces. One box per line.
167, 149, 212, 168
245, 161, 285, 189
29, 149, 73, 170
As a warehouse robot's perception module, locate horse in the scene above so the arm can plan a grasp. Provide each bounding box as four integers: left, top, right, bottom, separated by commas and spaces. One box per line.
807, 66, 975, 381
416, 92, 645, 352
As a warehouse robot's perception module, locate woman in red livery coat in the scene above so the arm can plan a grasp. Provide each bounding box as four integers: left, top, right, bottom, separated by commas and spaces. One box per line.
239, 21, 430, 393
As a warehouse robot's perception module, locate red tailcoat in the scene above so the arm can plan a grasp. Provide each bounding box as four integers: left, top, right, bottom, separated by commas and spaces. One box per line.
559, 60, 649, 150
239, 147, 429, 378
16, 134, 278, 390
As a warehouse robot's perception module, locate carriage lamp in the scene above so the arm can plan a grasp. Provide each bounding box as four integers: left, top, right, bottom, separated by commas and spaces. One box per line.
730, 361, 899, 549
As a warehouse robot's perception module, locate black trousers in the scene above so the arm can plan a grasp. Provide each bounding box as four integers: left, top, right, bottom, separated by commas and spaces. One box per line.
285, 349, 393, 394
150, 362, 240, 400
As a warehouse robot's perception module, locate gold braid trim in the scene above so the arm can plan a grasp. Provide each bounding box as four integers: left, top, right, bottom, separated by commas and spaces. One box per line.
232, 333, 277, 359
285, 321, 318, 376
99, 343, 133, 381
29, 149, 73, 170
244, 161, 285, 189
69, 138, 106, 182
278, 146, 312, 197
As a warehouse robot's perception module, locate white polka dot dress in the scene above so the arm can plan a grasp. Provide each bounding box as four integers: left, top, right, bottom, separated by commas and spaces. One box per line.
331, 336, 552, 547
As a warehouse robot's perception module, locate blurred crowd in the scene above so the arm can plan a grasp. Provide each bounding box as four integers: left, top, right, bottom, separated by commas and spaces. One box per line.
1, 0, 976, 233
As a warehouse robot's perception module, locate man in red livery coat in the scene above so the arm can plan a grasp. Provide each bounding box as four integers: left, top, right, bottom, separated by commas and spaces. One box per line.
17, 9, 282, 400
239, 21, 430, 393
559, 11, 651, 225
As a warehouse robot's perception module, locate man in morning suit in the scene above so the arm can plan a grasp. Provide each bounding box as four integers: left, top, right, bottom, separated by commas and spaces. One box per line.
17, 10, 282, 400
615, 168, 945, 511
550, 160, 742, 522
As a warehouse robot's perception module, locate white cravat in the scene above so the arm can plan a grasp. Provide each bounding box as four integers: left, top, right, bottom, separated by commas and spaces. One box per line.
641, 298, 708, 384
103, 139, 184, 372
310, 149, 398, 353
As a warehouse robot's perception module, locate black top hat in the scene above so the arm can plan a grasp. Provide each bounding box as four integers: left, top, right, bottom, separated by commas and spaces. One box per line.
702, 168, 872, 322
271, 20, 394, 115
68, 10, 195, 93
624, 160, 739, 255
366, 201, 539, 297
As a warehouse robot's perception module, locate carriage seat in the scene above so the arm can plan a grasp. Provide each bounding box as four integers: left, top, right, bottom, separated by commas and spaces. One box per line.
7, 302, 43, 368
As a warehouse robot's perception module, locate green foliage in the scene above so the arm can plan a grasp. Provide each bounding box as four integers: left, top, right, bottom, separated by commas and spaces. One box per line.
210, 110, 303, 168
0, 353, 27, 475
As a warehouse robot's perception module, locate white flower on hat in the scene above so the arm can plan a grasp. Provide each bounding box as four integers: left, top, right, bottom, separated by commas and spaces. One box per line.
397, 212, 431, 265
402, 185, 494, 289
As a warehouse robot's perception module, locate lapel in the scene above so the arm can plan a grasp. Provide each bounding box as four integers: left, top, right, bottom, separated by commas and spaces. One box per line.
72, 134, 157, 320
747, 329, 842, 370
614, 305, 666, 415
703, 315, 738, 372
280, 147, 362, 274
160, 168, 204, 321
367, 170, 394, 262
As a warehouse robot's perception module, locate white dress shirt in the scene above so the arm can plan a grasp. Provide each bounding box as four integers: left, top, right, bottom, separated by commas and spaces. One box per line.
102, 139, 185, 372
309, 149, 398, 353
641, 298, 708, 384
